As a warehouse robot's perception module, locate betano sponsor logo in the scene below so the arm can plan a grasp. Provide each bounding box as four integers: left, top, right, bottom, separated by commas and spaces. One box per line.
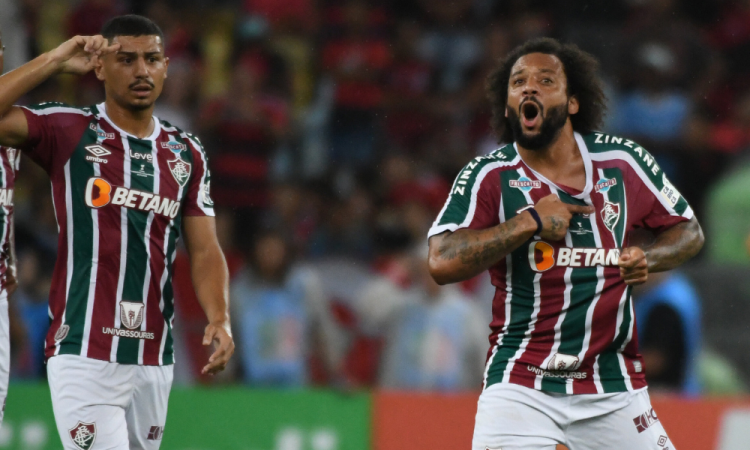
84, 177, 181, 218
528, 241, 620, 272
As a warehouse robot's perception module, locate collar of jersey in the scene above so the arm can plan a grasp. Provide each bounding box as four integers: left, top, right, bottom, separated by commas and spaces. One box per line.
97, 102, 162, 141
513, 131, 593, 199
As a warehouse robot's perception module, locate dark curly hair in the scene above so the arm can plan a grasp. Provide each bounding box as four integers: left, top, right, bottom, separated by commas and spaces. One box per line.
486, 37, 607, 144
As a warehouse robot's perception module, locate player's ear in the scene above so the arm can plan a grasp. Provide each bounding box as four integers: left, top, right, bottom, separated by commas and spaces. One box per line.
164, 56, 169, 79
94, 55, 105, 81
568, 96, 579, 115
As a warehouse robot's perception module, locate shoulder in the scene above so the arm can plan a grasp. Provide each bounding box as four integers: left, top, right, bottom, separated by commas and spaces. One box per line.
450, 144, 521, 195
23, 102, 93, 117
582, 131, 664, 180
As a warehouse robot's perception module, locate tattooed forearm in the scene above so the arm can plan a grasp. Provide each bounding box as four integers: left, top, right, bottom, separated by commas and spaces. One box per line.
428, 212, 537, 285
643, 216, 704, 273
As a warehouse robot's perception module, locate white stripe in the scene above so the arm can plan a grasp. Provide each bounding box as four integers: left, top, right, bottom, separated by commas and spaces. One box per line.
22, 105, 92, 117
184, 135, 214, 216
588, 150, 693, 219
577, 192, 606, 393
482, 195, 510, 388
97, 102, 162, 141
57, 162, 75, 356
137, 141, 161, 364
428, 156, 521, 238
110, 135, 132, 362
79, 163, 101, 357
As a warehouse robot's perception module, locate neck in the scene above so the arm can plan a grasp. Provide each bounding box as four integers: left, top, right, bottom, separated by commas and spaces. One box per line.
516, 122, 586, 190
104, 98, 155, 139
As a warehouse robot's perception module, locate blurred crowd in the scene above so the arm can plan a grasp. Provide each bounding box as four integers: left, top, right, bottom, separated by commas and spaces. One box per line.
4, 0, 750, 392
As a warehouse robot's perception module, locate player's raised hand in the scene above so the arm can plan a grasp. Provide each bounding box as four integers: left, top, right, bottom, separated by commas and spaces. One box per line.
618, 246, 648, 285
201, 320, 235, 375
50, 35, 121, 75
534, 194, 594, 241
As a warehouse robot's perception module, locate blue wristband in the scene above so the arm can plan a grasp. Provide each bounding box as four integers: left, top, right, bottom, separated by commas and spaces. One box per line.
527, 207, 543, 235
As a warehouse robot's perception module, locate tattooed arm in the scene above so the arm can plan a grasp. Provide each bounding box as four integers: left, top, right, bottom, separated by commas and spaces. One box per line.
618, 216, 704, 285
428, 194, 594, 285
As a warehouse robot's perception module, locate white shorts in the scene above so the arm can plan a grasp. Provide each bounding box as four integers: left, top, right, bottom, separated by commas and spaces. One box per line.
47, 354, 173, 450
0, 291, 9, 425
472, 383, 675, 450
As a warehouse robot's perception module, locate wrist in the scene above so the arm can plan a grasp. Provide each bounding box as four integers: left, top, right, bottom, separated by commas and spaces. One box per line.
519, 209, 540, 236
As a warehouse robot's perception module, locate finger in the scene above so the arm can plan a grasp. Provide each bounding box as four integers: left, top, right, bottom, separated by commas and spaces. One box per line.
565, 204, 595, 215
202, 326, 217, 346
101, 42, 121, 55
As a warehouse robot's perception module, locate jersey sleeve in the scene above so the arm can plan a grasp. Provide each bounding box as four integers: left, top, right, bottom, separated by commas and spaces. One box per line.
182, 133, 215, 217
427, 157, 504, 238
20, 103, 91, 173
625, 146, 693, 233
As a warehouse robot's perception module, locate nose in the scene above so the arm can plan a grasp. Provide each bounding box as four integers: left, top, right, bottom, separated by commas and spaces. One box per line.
522, 80, 539, 97
134, 56, 148, 77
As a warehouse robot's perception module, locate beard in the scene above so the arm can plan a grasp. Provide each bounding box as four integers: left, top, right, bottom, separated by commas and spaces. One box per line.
506, 100, 569, 151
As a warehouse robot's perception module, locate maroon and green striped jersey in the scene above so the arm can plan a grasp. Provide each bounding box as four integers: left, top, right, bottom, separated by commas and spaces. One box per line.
0, 146, 19, 286
21, 102, 214, 366
428, 132, 693, 394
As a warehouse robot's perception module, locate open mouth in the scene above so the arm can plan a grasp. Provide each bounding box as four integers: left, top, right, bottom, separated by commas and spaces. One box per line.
521, 101, 541, 129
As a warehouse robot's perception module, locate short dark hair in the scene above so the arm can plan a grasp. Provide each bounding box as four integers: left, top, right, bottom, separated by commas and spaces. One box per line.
100, 15, 164, 44
486, 37, 607, 143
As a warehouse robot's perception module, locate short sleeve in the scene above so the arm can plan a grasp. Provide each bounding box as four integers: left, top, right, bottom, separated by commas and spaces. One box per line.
633, 163, 693, 233
21, 103, 91, 174
428, 158, 504, 238
182, 134, 215, 217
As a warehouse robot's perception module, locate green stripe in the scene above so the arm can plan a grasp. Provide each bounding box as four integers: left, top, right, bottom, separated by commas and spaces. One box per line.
59, 129, 98, 356
598, 287, 633, 392
485, 170, 536, 388
116, 137, 157, 364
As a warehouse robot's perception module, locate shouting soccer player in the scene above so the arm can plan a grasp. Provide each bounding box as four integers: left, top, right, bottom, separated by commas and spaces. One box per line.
0, 27, 20, 426
0, 15, 234, 449
428, 38, 703, 450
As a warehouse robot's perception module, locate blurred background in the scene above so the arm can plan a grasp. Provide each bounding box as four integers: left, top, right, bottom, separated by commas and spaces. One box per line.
3, 0, 750, 449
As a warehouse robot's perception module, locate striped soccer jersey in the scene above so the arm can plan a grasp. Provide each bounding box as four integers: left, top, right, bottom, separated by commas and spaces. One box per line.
428, 132, 693, 394
0, 146, 19, 285
21, 102, 214, 366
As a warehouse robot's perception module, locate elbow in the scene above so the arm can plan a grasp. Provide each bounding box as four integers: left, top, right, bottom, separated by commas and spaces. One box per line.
693, 220, 705, 254
427, 254, 453, 285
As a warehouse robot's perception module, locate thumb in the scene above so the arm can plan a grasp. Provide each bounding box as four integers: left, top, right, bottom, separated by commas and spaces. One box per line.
565, 204, 595, 215
203, 326, 217, 346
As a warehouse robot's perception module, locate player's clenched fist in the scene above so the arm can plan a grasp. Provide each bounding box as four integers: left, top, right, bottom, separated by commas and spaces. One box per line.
533, 194, 594, 241
49, 35, 121, 75
618, 246, 648, 285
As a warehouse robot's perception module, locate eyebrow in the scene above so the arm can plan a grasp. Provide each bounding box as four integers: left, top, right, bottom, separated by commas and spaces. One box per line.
511, 68, 557, 77
116, 51, 163, 57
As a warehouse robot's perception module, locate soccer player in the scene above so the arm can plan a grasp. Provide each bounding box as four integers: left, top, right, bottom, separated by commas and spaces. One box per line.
428, 38, 704, 450
0, 27, 20, 426
0, 15, 234, 449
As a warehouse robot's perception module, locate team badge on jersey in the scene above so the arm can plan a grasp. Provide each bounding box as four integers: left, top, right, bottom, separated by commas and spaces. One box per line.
509, 176, 541, 192
69, 421, 96, 450
601, 201, 620, 232
120, 301, 145, 330
54, 324, 70, 342
546, 353, 580, 371
168, 158, 192, 187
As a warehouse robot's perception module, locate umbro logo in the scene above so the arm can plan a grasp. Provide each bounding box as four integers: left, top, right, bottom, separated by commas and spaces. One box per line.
85, 145, 112, 164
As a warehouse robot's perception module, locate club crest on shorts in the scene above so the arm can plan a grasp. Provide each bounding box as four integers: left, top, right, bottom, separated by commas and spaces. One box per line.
167, 157, 191, 187
69, 421, 96, 450
120, 301, 145, 330
601, 201, 620, 232
54, 324, 70, 342
547, 353, 579, 371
